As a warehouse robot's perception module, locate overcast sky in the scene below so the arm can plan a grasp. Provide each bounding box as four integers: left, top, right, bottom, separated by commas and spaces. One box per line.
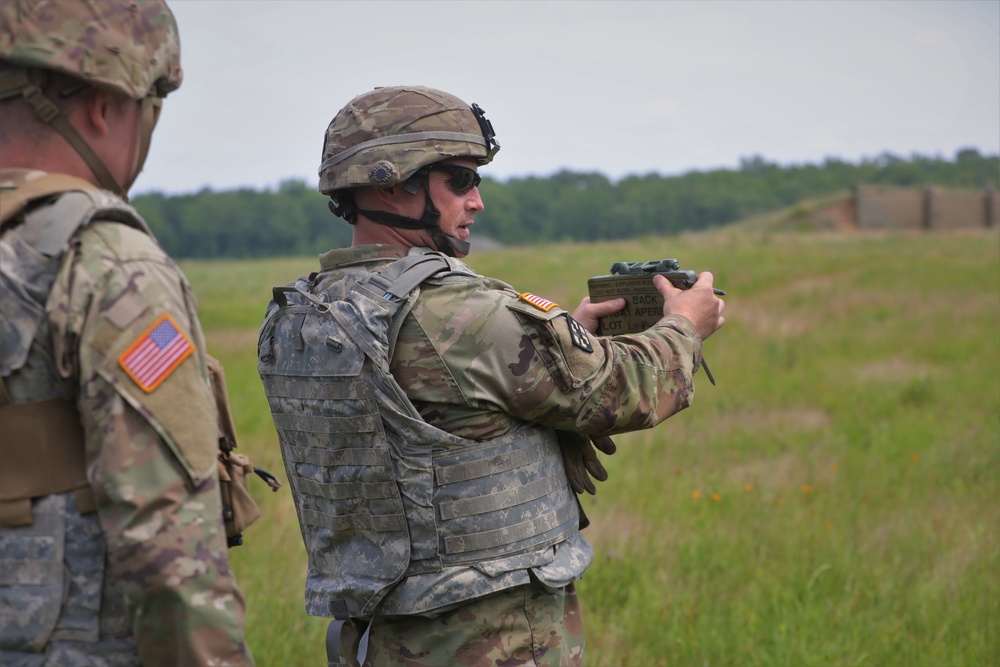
132, 0, 1000, 195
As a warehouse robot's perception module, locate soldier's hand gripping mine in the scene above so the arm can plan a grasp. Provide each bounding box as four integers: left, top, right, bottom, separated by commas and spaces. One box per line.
656, 271, 726, 342
588, 259, 726, 383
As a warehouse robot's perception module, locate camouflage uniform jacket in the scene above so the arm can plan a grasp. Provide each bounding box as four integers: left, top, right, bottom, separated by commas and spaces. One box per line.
366, 244, 702, 440
261, 244, 702, 620
0, 169, 253, 667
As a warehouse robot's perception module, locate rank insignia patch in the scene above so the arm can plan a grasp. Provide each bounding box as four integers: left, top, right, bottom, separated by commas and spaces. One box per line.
519, 292, 558, 312
119, 314, 194, 393
565, 315, 593, 353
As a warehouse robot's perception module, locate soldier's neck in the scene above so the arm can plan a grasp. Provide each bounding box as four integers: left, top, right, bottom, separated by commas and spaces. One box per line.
352, 220, 433, 250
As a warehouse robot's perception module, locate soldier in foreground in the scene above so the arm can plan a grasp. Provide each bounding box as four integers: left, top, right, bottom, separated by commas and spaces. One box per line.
257, 85, 724, 666
0, 1, 253, 665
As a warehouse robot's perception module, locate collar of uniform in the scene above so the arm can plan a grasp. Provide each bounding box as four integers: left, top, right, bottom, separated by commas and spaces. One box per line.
319, 243, 416, 271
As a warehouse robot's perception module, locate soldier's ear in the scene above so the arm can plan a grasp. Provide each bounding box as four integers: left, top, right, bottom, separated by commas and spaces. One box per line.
372, 184, 409, 210
72, 88, 111, 138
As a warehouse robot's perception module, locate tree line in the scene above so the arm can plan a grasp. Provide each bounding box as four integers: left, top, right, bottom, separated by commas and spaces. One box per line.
133, 149, 999, 259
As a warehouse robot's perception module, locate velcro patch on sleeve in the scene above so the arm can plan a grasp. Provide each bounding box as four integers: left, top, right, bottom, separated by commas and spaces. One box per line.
118, 314, 194, 393
565, 315, 594, 353
518, 292, 559, 312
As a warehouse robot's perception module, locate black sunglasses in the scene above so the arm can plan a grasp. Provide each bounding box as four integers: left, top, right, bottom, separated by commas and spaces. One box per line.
432, 164, 482, 194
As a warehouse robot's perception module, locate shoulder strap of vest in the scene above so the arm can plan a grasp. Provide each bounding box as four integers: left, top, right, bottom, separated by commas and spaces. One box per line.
380, 253, 453, 300
0, 374, 11, 408
380, 253, 463, 362
267, 253, 455, 371
271, 254, 453, 308
0, 173, 96, 225
1, 174, 150, 256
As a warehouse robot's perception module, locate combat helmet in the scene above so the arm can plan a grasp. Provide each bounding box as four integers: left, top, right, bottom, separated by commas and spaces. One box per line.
0, 0, 183, 198
318, 85, 500, 256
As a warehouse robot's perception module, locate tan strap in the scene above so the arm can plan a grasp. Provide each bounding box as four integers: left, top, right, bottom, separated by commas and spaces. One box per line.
205, 354, 239, 451
0, 499, 33, 527
0, 172, 98, 225
0, 373, 11, 407
0, 397, 94, 526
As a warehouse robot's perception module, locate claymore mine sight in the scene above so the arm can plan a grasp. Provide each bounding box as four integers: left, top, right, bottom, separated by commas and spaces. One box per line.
609, 259, 725, 295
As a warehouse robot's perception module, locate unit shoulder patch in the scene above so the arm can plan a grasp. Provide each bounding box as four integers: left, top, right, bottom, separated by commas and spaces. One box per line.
118, 313, 194, 392
565, 314, 594, 353
518, 292, 559, 312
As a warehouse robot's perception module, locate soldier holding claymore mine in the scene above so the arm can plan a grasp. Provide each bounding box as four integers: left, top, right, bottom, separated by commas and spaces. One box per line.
257, 84, 724, 666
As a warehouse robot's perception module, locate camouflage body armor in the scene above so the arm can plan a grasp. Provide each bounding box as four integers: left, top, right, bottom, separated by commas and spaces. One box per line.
258, 249, 592, 620
0, 174, 143, 661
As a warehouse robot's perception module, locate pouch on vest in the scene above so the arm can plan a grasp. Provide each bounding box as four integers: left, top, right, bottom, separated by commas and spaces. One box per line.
205, 354, 282, 547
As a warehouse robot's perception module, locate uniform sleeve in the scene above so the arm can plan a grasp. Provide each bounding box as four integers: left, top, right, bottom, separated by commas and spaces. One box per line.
504, 304, 702, 433
49, 222, 253, 666
393, 277, 702, 440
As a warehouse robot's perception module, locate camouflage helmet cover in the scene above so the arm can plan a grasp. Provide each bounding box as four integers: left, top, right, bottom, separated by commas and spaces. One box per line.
318, 85, 499, 194
0, 0, 183, 99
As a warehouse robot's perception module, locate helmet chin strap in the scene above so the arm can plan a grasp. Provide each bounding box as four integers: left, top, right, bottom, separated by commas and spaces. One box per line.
430, 228, 470, 257
10, 69, 161, 201
15, 70, 125, 198
121, 95, 162, 194
354, 169, 469, 257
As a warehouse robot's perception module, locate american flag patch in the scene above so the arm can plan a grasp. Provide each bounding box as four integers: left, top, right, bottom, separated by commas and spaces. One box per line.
518, 292, 559, 312
118, 314, 194, 393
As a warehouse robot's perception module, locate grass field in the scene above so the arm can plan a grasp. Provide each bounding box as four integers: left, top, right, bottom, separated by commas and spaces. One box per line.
181, 226, 999, 667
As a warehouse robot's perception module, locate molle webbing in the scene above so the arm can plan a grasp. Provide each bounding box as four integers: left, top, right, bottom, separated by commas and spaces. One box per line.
443, 502, 577, 556
428, 429, 576, 564
0, 375, 94, 527
437, 471, 567, 521
433, 442, 574, 556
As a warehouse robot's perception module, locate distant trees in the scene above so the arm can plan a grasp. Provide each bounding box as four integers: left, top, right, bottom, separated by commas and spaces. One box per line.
135, 180, 351, 260
133, 150, 999, 259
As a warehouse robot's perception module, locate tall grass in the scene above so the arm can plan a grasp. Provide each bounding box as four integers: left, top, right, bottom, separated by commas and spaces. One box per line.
182, 227, 999, 666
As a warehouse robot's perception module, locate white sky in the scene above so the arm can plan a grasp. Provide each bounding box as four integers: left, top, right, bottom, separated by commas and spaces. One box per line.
132, 0, 1000, 195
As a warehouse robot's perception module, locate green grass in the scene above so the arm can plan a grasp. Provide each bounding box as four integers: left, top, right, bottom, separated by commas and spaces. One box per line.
181, 227, 1000, 666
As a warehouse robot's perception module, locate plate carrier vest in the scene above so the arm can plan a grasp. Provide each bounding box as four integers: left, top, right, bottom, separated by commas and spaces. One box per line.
257, 251, 590, 620
0, 174, 150, 525
0, 174, 145, 650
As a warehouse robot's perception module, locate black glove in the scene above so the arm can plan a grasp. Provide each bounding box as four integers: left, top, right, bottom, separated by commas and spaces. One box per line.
557, 431, 618, 496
